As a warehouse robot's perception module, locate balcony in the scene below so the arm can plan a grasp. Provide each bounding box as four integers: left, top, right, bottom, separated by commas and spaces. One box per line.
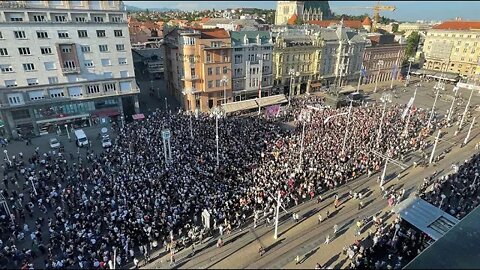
182, 88, 201, 95
62, 67, 80, 74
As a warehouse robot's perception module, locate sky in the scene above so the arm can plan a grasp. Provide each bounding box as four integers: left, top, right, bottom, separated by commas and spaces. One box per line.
123, 1, 480, 22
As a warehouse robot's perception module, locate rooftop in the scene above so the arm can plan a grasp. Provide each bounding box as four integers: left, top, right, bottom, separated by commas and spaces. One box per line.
432, 21, 480, 30
308, 20, 364, 29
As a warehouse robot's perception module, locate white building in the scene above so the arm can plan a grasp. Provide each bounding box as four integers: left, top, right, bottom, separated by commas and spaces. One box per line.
0, 0, 139, 138
230, 31, 274, 101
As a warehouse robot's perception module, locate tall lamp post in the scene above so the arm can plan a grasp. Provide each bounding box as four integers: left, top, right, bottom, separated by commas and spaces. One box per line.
459, 78, 477, 131
65, 124, 70, 140
212, 106, 225, 168
374, 60, 384, 93
402, 84, 418, 137
406, 57, 414, 86
428, 75, 445, 129
376, 93, 392, 148
341, 99, 354, 156
221, 76, 228, 105
3, 150, 10, 166
297, 109, 312, 172
447, 86, 459, 122
288, 69, 299, 106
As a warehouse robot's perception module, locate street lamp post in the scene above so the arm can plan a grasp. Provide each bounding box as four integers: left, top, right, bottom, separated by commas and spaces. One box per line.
463, 116, 476, 146
403, 85, 418, 136
473, 172, 479, 187
274, 191, 281, 239
459, 82, 476, 131
429, 129, 442, 164
221, 76, 228, 105
298, 109, 312, 172
3, 150, 10, 166
288, 69, 299, 106
65, 124, 70, 140
406, 57, 414, 86
120, 116, 125, 129
189, 111, 193, 140
428, 76, 444, 129
439, 194, 446, 209
376, 93, 391, 148
341, 99, 354, 155
164, 97, 168, 112
374, 60, 384, 93
212, 107, 225, 168
447, 86, 459, 122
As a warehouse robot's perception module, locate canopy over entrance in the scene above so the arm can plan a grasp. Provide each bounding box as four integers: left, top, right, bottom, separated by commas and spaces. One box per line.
392, 196, 459, 241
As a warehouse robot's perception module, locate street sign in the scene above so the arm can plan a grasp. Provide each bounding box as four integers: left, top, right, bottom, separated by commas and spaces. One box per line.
162, 129, 171, 140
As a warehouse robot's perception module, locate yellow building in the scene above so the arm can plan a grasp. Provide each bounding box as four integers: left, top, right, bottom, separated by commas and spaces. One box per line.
272, 29, 323, 95
423, 21, 480, 78
164, 28, 233, 112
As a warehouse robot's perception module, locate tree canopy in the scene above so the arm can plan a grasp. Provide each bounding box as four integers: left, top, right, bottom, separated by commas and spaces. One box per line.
405, 31, 420, 59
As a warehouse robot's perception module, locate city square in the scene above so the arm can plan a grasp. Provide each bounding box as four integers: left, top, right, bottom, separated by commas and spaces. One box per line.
0, 1, 479, 270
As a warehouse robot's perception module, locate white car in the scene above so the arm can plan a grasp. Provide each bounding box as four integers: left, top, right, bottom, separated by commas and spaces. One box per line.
101, 136, 112, 148
49, 138, 61, 149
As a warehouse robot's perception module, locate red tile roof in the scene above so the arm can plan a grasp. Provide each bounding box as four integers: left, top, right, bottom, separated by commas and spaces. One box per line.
308, 20, 364, 29
199, 28, 230, 39
200, 17, 211, 23
287, 14, 298, 25
362, 16, 372, 26
432, 21, 480, 30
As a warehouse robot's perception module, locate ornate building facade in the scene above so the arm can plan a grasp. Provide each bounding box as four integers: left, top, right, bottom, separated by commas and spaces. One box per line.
275, 1, 331, 25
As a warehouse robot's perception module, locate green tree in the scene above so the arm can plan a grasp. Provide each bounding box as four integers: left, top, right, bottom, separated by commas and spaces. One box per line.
391, 23, 399, 33
405, 31, 420, 59
295, 17, 304, 25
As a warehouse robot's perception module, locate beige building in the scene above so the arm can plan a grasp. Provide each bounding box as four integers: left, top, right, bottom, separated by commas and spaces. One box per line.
164, 28, 232, 112
422, 21, 480, 78
398, 22, 432, 37
275, 1, 331, 25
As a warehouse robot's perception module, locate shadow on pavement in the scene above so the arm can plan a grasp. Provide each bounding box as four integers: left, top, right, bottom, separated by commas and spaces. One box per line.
265, 237, 285, 253
333, 256, 349, 269
299, 245, 320, 264
325, 253, 340, 268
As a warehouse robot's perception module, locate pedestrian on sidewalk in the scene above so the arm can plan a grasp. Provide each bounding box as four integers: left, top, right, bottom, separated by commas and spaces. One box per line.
317, 195, 322, 204
133, 258, 139, 269
318, 214, 323, 224
315, 263, 322, 269
326, 210, 330, 219
295, 255, 300, 264
333, 224, 338, 235
324, 234, 330, 244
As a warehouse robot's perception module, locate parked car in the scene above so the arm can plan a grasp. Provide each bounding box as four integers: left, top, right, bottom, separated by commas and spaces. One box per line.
101, 136, 112, 148
49, 138, 61, 149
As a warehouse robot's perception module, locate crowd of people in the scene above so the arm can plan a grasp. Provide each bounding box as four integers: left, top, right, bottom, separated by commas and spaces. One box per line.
0, 94, 434, 269
348, 150, 480, 269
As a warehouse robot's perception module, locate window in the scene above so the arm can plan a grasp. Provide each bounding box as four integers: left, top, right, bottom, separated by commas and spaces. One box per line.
99, 45, 108, 52
23, 63, 35, 71
111, 16, 122, 23
29, 91, 45, 101
5, 80, 17, 88
58, 31, 69, 38
211, 41, 222, 48
0, 48, 8, 56
40, 47, 52, 55
61, 47, 71, 53
103, 72, 113, 79
84, 60, 94, 67
207, 67, 212, 75
44, 62, 56, 70
14, 31, 26, 39
190, 68, 196, 76
0, 65, 13, 73
54, 15, 66, 22
8, 95, 22, 104
234, 54, 242, 64
215, 80, 221, 87
118, 58, 127, 65
18, 47, 31, 55
78, 30, 88, 38
120, 71, 129, 77
101, 59, 111, 66
206, 53, 211, 62
48, 77, 58, 84
216, 67, 220, 75
81, 45, 91, 53
0, 32, 2, 39
223, 67, 228, 74
49, 89, 65, 98
104, 83, 116, 92
208, 81, 213, 88
114, 30, 123, 37
116, 44, 125, 51
63, 61, 76, 69
96, 30, 106, 37
37, 31, 48, 39
33, 15, 46, 22
93, 16, 104, 23
75, 17, 86, 22
87, 84, 101, 94
10, 15, 23, 22
27, 78, 39, 86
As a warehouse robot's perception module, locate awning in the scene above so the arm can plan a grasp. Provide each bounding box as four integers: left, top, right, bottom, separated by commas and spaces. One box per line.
221, 99, 258, 114
256, 94, 288, 107
36, 114, 90, 124
91, 109, 120, 118
412, 69, 437, 76
338, 85, 357, 94
132, 113, 145, 120
393, 196, 459, 241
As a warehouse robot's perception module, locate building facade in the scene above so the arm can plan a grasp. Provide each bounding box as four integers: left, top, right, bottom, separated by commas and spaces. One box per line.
361, 34, 407, 85
164, 28, 232, 112
0, 0, 139, 138
422, 21, 480, 78
275, 1, 331, 25
272, 28, 323, 95
230, 31, 274, 101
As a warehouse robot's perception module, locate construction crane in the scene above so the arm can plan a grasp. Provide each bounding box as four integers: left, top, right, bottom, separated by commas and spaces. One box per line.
332, 1, 396, 32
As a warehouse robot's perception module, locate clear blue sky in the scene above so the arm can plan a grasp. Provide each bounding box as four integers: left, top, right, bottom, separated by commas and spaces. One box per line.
124, 1, 480, 22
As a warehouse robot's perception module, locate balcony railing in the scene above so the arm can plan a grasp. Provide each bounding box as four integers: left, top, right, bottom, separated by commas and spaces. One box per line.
181, 75, 199, 81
